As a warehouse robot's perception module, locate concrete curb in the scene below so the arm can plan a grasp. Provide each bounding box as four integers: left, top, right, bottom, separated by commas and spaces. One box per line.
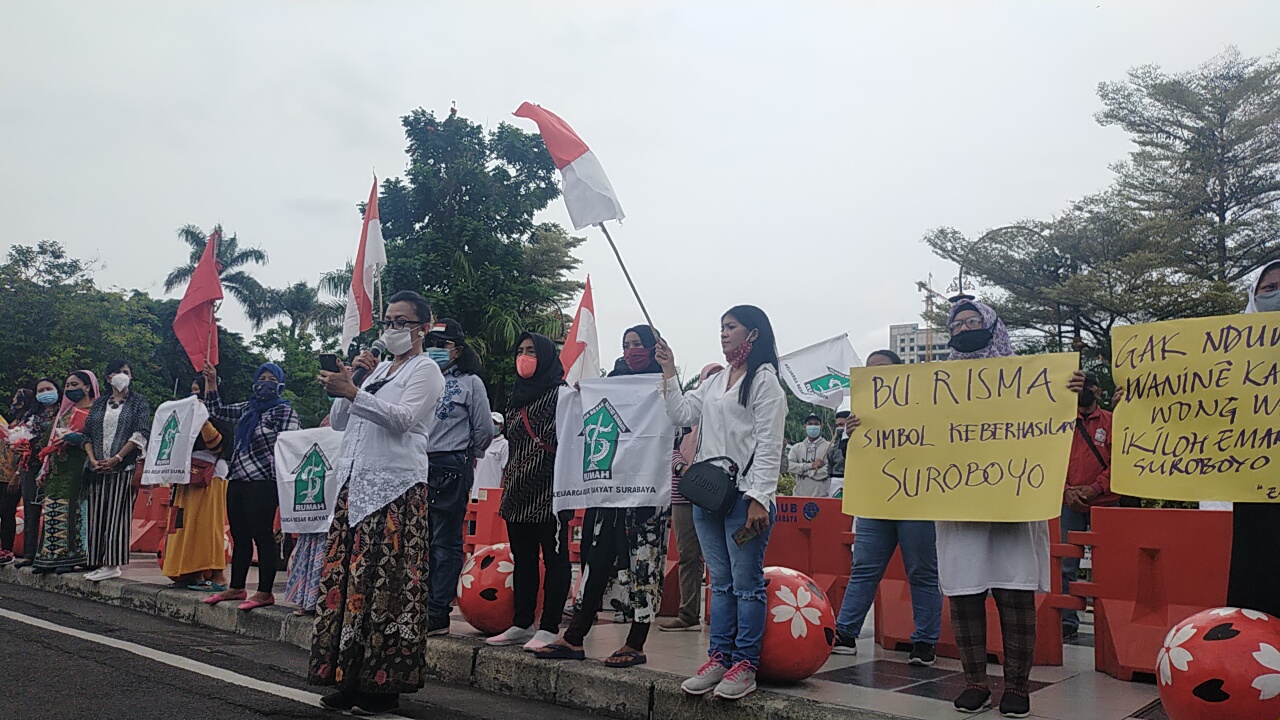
0, 566, 899, 720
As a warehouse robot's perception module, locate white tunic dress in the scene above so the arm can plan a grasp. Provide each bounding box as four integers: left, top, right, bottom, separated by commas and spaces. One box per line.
936, 520, 1051, 596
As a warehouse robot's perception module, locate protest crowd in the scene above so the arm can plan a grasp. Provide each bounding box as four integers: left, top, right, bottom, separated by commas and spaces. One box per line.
1, 101, 1278, 720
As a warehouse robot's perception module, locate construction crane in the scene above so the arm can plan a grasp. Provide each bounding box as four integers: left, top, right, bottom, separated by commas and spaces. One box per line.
915, 276, 949, 363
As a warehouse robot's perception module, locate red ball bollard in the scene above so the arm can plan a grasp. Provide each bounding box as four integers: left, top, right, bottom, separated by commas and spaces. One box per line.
758, 566, 837, 683
457, 543, 518, 636
1157, 607, 1280, 720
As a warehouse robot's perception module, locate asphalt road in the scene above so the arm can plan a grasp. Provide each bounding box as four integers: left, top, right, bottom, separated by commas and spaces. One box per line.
0, 583, 606, 720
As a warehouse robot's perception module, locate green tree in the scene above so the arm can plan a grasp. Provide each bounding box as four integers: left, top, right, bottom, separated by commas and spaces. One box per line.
1096, 47, 1280, 290
164, 224, 270, 320
252, 323, 330, 428
340, 109, 585, 408
256, 281, 345, 343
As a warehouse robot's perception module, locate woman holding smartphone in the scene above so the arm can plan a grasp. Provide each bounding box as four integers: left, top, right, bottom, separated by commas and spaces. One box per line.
654, 305, 787, 701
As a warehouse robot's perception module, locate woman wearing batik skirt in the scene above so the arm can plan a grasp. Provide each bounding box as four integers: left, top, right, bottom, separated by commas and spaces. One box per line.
32, 371, 98, 575
308, 291, 445, 716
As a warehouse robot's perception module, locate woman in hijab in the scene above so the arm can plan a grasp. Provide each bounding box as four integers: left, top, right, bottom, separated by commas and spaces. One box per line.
488, 333, 572, 652
935, 300, 1047, 717
201, 361, 301, 610
536, 324, 670, 667
82, 359, 151, 582
1, 388, 35, 564
14, 378, 60, 568
32, 371, 99, 575
1226, 260, 1280, 618
162, 376, 231, 591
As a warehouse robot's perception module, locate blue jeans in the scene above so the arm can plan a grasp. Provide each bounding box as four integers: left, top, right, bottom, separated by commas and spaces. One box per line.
835, 518, 942, 644
1060, 505, 1089, 632
427, 452, 473, 621
694, 493, 775, 667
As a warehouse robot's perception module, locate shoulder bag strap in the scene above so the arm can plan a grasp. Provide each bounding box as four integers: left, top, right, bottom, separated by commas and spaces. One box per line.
1075, 418, 1108, 470
519, 407, 557, 456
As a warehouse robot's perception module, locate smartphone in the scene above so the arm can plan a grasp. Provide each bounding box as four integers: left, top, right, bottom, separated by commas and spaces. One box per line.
732, 525, 760, 547
318, 353, 341, 373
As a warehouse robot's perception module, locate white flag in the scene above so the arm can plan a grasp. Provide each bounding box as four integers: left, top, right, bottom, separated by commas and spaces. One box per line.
553, 376, 674, 513
141, 396, 209, 485
274, 427, 345, 533
778, 334, 863, 409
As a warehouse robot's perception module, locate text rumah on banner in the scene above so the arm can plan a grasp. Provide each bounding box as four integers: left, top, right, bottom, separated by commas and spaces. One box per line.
1111, 313, 1280, 502
842, 353, 1078, 522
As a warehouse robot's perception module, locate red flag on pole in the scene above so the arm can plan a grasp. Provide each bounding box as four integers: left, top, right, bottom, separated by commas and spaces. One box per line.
560, 276, 599, 386
173, 228, 225, 371
340, 176, 387, 353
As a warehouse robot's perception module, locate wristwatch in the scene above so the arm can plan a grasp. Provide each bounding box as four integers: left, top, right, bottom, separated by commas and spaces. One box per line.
674, 461, 688, 476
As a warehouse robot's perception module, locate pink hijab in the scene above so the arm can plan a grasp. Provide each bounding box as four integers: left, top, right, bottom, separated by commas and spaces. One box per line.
677, 363, 725, 464
52, 369, 99, 434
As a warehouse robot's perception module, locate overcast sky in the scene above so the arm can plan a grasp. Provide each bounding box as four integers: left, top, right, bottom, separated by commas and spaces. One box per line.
3, 1, 1279, 377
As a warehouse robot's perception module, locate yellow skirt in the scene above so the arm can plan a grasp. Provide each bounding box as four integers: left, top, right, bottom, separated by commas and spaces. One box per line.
162, 477, 229, 579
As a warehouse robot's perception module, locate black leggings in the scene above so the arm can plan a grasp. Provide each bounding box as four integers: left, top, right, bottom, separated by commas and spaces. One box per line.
508, 517, 572, 633
563, 512, 650, 652
0, 488, 20, 552
227, 481, 279, 593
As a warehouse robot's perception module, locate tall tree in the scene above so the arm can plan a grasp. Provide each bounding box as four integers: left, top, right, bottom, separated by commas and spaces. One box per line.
255, 281, 345, 340
164, 224, 270, 318
1097, 47, 1280, 289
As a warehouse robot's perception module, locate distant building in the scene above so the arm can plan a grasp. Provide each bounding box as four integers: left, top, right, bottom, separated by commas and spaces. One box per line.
889, 323, 949, 364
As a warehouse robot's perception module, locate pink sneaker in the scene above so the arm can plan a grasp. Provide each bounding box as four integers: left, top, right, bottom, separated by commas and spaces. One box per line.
713, 661, 759, 700
681, 654, 730, 695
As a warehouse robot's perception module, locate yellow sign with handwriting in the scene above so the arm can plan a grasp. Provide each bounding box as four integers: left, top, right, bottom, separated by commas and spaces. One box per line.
842, 353, 1078, 522
1111, 313, 1280, 502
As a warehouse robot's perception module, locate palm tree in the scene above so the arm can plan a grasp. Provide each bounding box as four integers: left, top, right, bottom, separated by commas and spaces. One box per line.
256, 281, 345, 337
164, 224, 269, 317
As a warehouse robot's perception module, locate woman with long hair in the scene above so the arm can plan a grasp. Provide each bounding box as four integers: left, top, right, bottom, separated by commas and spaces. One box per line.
82, 359, 151, 582
655, 305, 787, 701
14, 378, 60, 568
162, 376, 231, 591
32, 370, 99, 575
1, 387, 35, 564
488, 333, 572, 652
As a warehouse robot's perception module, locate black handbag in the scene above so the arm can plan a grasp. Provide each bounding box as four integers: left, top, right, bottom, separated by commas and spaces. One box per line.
679, 456, 752, 517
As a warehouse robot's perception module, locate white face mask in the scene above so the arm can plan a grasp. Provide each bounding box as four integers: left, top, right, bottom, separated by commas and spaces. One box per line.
110, 374, 131, 392
381, 328, 415, 356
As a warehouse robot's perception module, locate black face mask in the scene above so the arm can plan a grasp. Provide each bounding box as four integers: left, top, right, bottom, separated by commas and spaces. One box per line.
1078, 388, 1097, 408
948, 328, 993, 354
65, 388, 86, 403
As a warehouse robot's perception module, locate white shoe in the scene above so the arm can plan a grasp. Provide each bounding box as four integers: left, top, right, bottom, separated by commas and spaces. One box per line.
93, 566, 122, 582
486, 626, 535, 647
522, 630, 560, 652
83, 568, 107, 581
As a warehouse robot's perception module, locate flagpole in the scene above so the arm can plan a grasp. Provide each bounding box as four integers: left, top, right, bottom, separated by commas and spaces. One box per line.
597, 223, 657, 334
205, 229, 221, 367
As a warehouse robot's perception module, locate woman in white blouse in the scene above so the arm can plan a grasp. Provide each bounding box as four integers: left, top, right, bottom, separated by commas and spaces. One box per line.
309, 291, 445, 717
654, 305, 787, 702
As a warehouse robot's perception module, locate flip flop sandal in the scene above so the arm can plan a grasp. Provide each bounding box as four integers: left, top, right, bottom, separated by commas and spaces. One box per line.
532, 643, 586, 661
604, 651, 647, 668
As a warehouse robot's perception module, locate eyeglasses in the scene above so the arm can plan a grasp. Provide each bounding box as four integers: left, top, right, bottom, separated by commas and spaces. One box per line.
375, 319, 425, 331
947, 317, 985, 333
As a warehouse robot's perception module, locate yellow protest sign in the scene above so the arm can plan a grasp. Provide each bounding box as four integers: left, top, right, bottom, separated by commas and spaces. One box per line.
842, 353, 1078, 522
1111, 312, 1280, 502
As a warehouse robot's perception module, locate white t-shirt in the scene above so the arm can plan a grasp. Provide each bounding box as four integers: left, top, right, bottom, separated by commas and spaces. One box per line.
472, 435, 509, 499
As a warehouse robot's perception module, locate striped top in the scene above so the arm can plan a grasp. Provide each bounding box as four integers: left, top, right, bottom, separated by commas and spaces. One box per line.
499, 387, 560, 524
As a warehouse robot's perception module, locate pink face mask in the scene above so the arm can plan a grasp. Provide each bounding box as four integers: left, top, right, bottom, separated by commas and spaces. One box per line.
516, 355, 538, 379
623, 347, 652, 372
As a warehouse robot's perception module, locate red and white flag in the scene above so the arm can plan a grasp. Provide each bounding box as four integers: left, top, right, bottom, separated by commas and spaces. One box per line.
173, 228, 225, 371
513, 102, 624, 231
560, 276, 600, 386
341, 176, 387, 353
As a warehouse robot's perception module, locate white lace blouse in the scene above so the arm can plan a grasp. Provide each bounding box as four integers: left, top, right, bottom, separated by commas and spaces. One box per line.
329, 354, 445, 525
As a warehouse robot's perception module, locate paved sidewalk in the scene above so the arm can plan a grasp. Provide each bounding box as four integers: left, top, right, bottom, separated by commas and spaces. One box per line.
0, 558, 1160, 720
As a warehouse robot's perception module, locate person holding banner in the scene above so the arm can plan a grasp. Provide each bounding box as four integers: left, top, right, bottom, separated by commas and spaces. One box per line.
32, 371, 98, 575
201, 361, 301, 610
833, 349, 942, 665
82, 359, 151, 582
1227, 260, 1280, 619
13, 378, 60, 568
655, 306, 787, 701
163, 377, 231, 590
535, 325, 671, 668
490, 333, 571, 651
308, 290, 445, 716
422, 318, 493, 637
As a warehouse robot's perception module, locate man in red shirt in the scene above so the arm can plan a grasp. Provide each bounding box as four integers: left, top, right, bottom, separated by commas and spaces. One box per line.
1061, 373, 1118, 641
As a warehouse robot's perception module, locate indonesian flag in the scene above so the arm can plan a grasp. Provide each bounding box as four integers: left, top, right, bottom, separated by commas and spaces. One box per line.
173, 228, 224, 371
513, 103, 624, 231
560, 276, 600, 386
341, 176, 387, 354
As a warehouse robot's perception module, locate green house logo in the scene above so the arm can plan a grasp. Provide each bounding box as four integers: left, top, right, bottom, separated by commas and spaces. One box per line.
154, 411, 180, 467
291, 443, 332, 512
803, 367, 850, 397
580, 399, 630, 481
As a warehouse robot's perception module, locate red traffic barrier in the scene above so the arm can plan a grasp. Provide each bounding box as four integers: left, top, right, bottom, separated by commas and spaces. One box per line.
874, 518, 1074, 667
763, 498, 854, 612
1067, 507, 1231, 682
130, 485, 171, 554
464, 488, 509, 556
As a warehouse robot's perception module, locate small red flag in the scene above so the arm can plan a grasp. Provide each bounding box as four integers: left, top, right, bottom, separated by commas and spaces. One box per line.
173, 228, 225, 371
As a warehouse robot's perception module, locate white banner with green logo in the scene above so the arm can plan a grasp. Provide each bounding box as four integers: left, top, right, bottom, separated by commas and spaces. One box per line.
273, 427, 344, 533
140, 396, 209, 485
778, 333, 862, 409
553, 375, 675, 513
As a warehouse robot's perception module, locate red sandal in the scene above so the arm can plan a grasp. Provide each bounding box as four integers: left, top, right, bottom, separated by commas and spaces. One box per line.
202, 590, 247, 605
